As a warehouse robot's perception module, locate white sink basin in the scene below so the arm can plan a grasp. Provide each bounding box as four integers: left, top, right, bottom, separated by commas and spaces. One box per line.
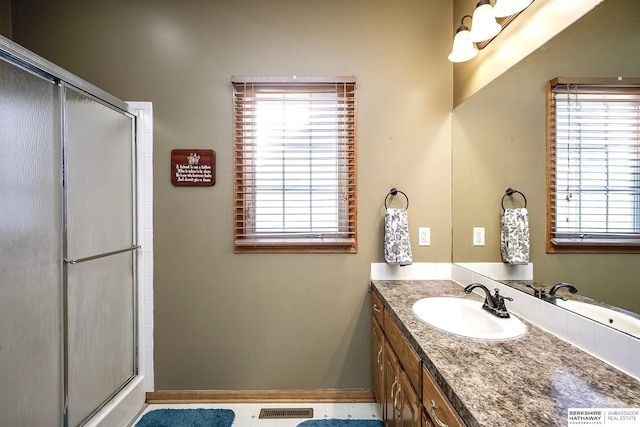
412, 297, 526, 340
556, 299, 640, 338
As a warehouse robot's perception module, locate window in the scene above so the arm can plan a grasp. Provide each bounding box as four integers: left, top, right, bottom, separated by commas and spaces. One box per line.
547, 77, 640, 253
232, 77, 357, 253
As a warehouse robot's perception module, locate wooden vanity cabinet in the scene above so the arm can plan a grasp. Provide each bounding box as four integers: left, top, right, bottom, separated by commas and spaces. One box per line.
371, 291, 423, 427
372, 317, 384, 410
383, 340, 400, 426
371, 288, 465, 427
371, 291, 385, 415
372, 291, 384, 327
397, 369, 425, 427
384, 309, 422, 393
383, 341, 423, 427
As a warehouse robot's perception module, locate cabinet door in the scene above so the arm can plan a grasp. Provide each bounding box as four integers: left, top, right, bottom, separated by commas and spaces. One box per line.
372, 317, 385, 414
383, 340, 400, 427
398, 370, 422, 427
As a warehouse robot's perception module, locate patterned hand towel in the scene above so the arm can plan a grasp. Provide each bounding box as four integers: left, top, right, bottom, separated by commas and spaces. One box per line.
501, 207, 529, 265
384, 208, 413, 266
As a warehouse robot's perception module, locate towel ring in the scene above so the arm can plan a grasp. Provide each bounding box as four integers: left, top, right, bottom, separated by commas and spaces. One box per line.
384, 188, 409, 209
501, 188, 527, 211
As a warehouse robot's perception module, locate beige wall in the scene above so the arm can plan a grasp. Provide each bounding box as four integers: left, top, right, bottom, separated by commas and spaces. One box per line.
452, 0, 640, 314
11, 0, 453, 390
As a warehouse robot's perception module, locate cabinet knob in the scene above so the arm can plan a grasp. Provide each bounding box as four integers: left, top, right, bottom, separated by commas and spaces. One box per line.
373, 303, 381, 313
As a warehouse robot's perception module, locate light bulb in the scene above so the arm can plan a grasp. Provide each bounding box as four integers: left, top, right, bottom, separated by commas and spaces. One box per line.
448, 29, 478, 63
468, 0, 502, 42
493, 0, 533, 18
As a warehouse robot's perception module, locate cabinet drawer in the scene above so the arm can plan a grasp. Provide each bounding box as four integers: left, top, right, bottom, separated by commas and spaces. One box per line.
384, 309, 421, 395
422, 365, 465, 427
371, 290, 384, 328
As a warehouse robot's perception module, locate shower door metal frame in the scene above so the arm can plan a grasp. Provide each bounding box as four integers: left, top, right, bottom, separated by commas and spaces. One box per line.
0, 35, 129, 112
61, 82, 139, 427
0, 35, 141, 427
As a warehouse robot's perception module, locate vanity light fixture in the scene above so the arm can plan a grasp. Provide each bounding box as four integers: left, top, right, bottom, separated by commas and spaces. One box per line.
448, 0, 534, 63
447, 15, 478, 63
468, 0, 502, 43
492, 0, 533, 18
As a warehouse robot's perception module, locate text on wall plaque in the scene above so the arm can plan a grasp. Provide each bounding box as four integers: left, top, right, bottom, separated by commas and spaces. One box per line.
171, 149, 216, 186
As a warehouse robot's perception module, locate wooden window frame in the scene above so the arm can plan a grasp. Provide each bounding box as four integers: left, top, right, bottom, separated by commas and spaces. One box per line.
546, 77, 640, 254
232, 76, 357, 254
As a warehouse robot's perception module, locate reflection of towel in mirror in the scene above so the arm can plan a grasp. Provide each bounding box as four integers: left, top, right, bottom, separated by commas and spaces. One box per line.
384, 208, 413, 266
501, 208, 529, 265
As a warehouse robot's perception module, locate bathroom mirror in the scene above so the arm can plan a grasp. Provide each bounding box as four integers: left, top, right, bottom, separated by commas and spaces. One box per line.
451, 0, 640, 335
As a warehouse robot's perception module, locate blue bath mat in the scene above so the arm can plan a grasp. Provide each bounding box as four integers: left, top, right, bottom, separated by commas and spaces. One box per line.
298, 419, 384, 427
135, 408, 235, 427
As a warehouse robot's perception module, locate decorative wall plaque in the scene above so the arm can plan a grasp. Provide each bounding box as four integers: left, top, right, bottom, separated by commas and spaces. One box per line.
171, 149, 216, 186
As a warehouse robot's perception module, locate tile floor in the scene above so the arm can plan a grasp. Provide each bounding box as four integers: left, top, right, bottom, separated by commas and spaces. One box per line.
131, 402, 382, 427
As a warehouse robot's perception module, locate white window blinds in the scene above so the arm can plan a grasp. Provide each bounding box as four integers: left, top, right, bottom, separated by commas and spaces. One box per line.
549, 78, 640, 246
232, 77, 357, 253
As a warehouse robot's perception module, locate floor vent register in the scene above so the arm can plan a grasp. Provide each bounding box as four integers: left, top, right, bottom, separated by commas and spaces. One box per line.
259, 408, 314, 419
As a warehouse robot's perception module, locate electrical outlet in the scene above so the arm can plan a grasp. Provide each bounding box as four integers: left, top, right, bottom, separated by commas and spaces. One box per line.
419, 227, 430, 246
473, 227, 485, 246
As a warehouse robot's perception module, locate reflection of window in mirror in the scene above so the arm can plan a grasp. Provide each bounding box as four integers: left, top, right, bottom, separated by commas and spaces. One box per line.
546, 77, 640, 253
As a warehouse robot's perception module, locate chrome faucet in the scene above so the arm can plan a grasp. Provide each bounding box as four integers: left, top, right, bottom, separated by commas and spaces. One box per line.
464, 283, 513, 318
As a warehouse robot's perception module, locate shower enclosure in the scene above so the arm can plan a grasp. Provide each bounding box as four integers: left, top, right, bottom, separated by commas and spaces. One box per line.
0, 36, 147, 426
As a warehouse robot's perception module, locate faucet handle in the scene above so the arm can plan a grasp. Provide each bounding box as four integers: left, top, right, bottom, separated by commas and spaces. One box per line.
491, 289, 512, 318
526, 283, 546, 299
493, 288, 512, 301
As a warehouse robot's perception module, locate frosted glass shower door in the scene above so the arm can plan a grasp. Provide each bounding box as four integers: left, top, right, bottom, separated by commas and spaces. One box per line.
63, 86, 137, 427
0, 53, 63, 427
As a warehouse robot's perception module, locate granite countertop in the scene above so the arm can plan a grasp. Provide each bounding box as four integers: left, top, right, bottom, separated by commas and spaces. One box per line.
371, 280, 640, 427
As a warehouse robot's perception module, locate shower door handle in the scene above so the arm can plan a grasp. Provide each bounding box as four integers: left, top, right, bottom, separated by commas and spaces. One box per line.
64, 245, 141, 265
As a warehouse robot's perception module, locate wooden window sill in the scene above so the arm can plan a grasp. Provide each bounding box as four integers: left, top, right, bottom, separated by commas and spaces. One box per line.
548, 238, 640, 254
234, 237, 357, 254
